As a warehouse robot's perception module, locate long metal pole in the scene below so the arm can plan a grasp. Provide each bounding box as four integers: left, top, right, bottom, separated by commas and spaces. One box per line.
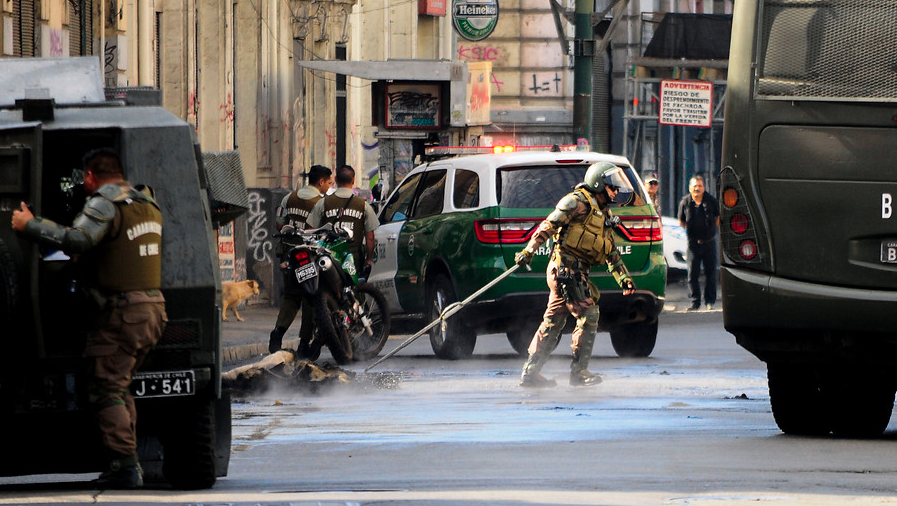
364, 264, 523, 372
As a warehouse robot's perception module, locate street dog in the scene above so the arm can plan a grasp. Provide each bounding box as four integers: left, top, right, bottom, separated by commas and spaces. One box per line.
222, 280, 259, 322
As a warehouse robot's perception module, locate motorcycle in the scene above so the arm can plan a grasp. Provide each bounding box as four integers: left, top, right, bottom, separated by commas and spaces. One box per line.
276, 223, 391, 364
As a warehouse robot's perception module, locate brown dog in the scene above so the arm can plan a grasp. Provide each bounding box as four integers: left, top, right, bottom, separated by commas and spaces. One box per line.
222, 280, 259, 322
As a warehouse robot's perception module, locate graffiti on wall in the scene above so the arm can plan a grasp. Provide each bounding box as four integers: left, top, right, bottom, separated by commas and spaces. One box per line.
457, 44, 506, 93
49, 29, 64, 56
104, 38, 118, 86
525, 72, 563, 97
247, 190, 273, 264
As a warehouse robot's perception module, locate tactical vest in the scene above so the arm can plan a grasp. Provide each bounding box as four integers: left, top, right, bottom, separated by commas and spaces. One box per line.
322, 195, 366, 256
91, 188, 163, 292
284, 192, 321, 230
557, 189, 615, 265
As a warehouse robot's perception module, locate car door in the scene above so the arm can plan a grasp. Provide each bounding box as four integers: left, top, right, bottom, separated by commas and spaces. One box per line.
394, 168, 448, 313
368, 172, 423, 312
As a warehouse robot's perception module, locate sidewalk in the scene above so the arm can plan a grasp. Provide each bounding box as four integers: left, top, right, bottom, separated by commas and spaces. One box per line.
219, 274, 701, 365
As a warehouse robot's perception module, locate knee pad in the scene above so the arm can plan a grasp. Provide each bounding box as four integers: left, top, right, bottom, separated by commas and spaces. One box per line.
576, 306, 599, 330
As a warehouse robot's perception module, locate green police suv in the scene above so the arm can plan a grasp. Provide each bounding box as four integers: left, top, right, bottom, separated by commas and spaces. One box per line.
368, 149, 666, 359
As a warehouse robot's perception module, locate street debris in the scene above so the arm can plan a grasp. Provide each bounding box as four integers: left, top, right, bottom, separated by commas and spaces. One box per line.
222, 350, 402, 394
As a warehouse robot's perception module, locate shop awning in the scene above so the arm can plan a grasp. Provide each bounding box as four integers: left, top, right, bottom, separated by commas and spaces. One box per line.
295, 59, 464, 81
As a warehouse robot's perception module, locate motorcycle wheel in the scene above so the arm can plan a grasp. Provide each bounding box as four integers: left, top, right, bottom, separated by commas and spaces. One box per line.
313, 291, 353, 364
348, 283, 391, 361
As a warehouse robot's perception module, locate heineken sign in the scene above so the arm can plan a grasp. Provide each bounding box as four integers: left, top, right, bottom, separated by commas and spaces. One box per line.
452, 0, 499, 41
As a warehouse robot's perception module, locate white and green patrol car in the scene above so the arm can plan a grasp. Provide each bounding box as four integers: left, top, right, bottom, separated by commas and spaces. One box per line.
368, 148, 666, 359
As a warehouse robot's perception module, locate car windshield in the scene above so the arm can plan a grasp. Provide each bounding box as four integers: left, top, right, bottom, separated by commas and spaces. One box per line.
497, 165, 646, 208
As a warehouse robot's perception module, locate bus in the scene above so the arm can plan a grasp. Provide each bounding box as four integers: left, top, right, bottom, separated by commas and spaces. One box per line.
721, 0, 897, 437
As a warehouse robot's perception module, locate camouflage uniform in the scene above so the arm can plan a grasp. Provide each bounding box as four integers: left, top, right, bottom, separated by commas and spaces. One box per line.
22, 181, 166, 474
519, 187, 633, 387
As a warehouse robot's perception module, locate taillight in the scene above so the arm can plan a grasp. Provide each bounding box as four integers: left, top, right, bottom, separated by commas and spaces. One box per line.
730, 214, 749, 234
475, 219, 542, 244
293, 250, 311, 266
615, 216, 662, 242
739, 240, 758, 260
720, 167, 764, 266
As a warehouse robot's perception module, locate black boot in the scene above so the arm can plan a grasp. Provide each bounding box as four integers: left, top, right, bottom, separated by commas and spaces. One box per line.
268, 326, 287, 354
93, 453, 143, 490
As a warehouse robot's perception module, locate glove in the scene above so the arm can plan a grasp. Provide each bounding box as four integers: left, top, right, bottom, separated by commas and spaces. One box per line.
514, 248, 534, 266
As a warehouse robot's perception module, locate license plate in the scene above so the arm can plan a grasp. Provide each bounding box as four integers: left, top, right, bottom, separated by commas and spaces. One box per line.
295, 263, 317, 283
131, 370, 195, 398
881, 241, 897, 264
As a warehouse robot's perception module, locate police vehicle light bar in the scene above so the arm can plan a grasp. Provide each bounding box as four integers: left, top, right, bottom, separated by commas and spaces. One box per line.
424, 145, 577, 156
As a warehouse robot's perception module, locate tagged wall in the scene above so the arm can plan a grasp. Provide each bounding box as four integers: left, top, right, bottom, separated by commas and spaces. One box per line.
231, 188, 289, 305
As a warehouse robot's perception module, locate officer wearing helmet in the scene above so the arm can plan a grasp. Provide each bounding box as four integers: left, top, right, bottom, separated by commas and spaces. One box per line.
514, 162, 635, 388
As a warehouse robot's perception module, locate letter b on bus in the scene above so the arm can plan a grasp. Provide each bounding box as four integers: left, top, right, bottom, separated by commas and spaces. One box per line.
883, 193, 892, 219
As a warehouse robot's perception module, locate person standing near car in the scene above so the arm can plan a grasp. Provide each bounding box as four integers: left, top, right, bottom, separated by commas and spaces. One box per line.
307, 164, 379, 278
11, 148, 166, 489
268, 164, 333, 355
514, 162, 636, 388
677, 175, 720, 311
645, 172, 660, 212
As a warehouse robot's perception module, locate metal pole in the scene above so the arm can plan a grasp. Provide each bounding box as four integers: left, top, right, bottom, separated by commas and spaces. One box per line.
364, 264, 523, 372
573, 0, 592, 146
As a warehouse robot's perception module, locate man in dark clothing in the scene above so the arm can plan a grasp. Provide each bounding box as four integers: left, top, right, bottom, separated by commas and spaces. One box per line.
11, 148, 166, 489
677, 175, 719, 310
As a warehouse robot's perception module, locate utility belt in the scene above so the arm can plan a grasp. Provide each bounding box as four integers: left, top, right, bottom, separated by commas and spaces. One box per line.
551, 249, 591, 272
551, 250, 597, 303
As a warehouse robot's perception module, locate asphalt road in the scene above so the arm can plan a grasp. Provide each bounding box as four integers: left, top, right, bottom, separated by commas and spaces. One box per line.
4, 308, 897, 505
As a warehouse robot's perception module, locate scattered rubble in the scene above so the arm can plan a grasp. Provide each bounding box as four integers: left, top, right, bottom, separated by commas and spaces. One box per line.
222, 350, 402, 394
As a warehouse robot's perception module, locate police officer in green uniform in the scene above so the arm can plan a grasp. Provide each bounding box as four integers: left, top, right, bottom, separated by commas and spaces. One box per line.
515, 162, 635, 388
11, 148, 166, 489
268, 164, 333, 354
307, 165, 379, 277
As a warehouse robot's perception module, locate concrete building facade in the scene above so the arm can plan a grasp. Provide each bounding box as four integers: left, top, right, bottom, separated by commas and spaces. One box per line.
1, 0, 731, 196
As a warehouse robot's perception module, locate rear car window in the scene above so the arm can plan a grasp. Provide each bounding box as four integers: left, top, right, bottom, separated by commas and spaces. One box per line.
497, 165, 649, 209
412, 169, 447, 218
453, 169, 480, 209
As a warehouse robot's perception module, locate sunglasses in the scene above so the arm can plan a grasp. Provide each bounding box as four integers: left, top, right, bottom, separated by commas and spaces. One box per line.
648, 181, 659, 186
606, 185, 620, 192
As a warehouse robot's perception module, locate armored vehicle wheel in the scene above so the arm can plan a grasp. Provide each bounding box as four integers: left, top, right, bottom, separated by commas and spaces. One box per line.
161, 391, 229, 489
609, 320, 658, 357
314, 291, 353, 364
427, 275, 476, 360
827, 367, 894, 438
348, 283, 391, 361
0, 239, 17, 329
767, 363, 830, 436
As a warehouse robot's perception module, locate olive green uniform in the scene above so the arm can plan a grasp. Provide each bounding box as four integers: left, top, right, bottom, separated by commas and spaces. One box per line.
307, 187, 379, 276
520, 188, 633, 385
269, 187, 323, 354
23, 181, 166, 465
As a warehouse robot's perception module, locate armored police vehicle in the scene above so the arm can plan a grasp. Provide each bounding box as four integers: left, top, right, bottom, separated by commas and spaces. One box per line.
0, 57, 238, 488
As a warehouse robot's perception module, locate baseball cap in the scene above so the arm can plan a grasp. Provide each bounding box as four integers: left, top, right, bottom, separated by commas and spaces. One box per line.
645, 172, 659, 183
